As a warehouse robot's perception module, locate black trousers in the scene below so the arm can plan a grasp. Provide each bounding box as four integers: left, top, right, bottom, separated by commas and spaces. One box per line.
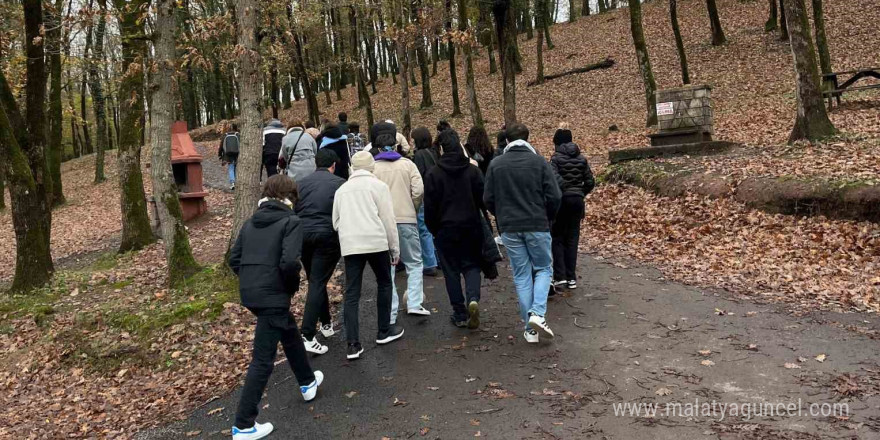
436, 229, 482, 321
234, 309, 314, 429
301, 232, 341, 339
552, 195, 585, 281
343, 251, 393, 344
262, 152, 279, 178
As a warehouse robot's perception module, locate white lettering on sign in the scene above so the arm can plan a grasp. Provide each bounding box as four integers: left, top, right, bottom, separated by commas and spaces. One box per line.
656, 102, 674, 116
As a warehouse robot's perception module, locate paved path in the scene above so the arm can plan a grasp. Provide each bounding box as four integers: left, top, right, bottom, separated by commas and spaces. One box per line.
140, 254, 880, 439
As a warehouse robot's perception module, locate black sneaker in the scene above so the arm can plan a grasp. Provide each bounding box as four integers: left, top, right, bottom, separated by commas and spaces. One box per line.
423, 267, 439, 277
450, 316, 468, 328
347, 342, 364, 360
467, 301, 480, 329
376, 324, 405, 344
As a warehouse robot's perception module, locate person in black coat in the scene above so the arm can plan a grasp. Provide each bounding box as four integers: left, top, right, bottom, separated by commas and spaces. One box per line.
295, 149, 347, 355
318, 125, 351, 179
549, 123, 595, 290
424, 129, 485, 329
228, 175, 324, 437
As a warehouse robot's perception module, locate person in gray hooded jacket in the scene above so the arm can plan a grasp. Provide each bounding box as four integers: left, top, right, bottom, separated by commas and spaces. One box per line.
279, 120, 318, 182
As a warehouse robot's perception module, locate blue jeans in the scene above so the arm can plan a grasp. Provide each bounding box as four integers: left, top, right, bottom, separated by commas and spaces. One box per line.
228, 160, 237, 185
501, 232, 553, 328
391, 224, 424, 323
416, 205, 438, 269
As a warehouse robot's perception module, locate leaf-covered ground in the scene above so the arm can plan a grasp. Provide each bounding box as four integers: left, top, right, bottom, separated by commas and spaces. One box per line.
1, 0, 879, 437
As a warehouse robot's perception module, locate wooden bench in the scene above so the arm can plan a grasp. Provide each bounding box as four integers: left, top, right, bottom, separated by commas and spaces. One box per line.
822, 67, 880, 109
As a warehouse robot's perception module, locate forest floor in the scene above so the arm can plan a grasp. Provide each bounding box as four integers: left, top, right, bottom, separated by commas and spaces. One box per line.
0, 0, 879, 437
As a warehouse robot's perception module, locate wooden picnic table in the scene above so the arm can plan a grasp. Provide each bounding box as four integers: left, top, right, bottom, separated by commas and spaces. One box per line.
822, 67, 880, 108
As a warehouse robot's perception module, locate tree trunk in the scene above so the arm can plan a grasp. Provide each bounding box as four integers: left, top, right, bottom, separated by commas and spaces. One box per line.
542, 0, 554, 49
535, 0, 546, 85
581, 0, 590, 16
493, 0, 518, 126
779, 0, 788, 41
765, 0, 778, 31
47, 0, 65, 206
80, 70, 93, 154
811, 0, 831, 76
114, 0, 155, 253
229, 0, 265, 250
0, 2, 54, 292
446, 0, 462, 117
459, 0, 483, 127
706, 0, 727, 45
413, 1, 433, 109
151, 0, 200, 285
291, 26, 319, 125
396, 41, 413, 140
91, 0, 109, 184
782, 0, 835, 142
351, 5, 374, 128
629, 0, 658, 127
670, 0, 691, 84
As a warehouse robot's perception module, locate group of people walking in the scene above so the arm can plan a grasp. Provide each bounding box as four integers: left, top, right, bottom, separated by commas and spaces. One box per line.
227, 115, 594, 440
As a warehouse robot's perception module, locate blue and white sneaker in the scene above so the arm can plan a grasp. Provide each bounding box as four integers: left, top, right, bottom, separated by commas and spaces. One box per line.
301, 370, 324, 401
232, 421, 273, 440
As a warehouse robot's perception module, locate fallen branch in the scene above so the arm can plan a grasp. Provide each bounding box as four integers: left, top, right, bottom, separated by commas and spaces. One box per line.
527, 57, 615, 86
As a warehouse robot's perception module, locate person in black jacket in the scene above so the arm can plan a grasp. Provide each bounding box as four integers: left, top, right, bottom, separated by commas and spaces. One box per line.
424, 129, 485, 329
411, 126, 440, 276
295, 149, 346, 356
318, 125, 351, 179
549, 123, 595, 290
484, 123, 562, 344
464, 125, 494, 176
228, 175, 324, 439
262, 119, 286, 178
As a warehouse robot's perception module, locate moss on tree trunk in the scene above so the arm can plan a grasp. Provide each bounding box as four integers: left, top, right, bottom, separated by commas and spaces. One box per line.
629, 0, 658, 127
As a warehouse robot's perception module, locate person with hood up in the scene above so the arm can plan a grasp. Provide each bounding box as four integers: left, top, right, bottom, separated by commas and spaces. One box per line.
279, 120, 318, 182
411, 127, 440, 276
424, 129, 486, 329
333, 151, 405, 360
549, 123, 595, 290
229, 175, 323, 440
484, 123, 562, 344
318, 125, 351, 180
262, 119, 286, 178
372, 128, 431, 320
295, 149, 347, 355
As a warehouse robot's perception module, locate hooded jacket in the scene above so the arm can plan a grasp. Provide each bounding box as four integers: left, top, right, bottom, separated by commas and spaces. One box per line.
229, 199, 303, 310
550, 142, 595, 197
262, 119, 286, 157
280, 127, 318, 182
484, 140, 562, 233
319, 126, 351, 180
373, 150, 424, 224
295, 168, 346, 235
332, 169, 400, 259
424, 149, 485, 235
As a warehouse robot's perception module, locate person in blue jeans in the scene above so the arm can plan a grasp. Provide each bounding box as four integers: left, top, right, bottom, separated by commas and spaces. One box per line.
411, 126, 440, 275
218, 124, 240, 190
484, 123, 562, 343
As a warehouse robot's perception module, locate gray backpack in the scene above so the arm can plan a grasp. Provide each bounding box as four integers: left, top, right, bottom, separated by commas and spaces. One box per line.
223, 133, 240, 156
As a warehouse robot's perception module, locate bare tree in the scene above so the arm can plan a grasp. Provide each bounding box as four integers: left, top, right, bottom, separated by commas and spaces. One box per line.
782, 0, 835, 142
811, 0, 832, 75
446, 0, 462, 117
670, 0, 690, 84
706, 0, 727, 45
629, 0, 658, 126
765, 0, 778, 31
47, 0, 65, 206
150, 0, 200, 284
459, 0, 483, 127
91, 0, 109, 183
493, 0, 518, 126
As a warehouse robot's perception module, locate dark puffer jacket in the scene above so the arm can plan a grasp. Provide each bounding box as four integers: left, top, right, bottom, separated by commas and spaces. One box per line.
550, 142, 595, 197
229, 200, 303, 310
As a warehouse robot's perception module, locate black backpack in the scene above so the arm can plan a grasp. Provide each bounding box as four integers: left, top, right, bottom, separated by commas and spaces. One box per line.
223, 133, 240, 156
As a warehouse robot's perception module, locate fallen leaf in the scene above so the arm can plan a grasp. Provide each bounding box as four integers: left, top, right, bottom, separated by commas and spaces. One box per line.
345, 391, 358, 398
470, 419, 481, 426
815, 354, 827, 362
393, 397, 408, 406
207, 407, 224, 416
698, 349, 712, 356
700, 360, 715, 367
419, 427, 430, 436
655, 387, 672, 396
427, 386, 439, 391
784, 363, 802, 369
185, 431, 201, 437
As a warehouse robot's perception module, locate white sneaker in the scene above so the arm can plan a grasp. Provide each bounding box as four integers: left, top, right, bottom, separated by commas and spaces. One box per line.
528, 313, 555, 338
320, 323, 335, 338
232, 421, 273, 440
524, 329, 539, 343
301, 370, 324, 401
302, 336, 328, 355
407, 306, 431, 316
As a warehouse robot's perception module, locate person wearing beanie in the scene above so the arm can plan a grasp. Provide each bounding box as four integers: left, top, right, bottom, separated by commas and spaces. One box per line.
549, 122, 595, 291
484, 123, 562, 344
373, 131, 431, 320
318, 125, 351, 180
411, 127, 440, 276
229, 175, 323, 440
295, 149, 346, 355
424, 129, 487, 329
332, 151, 405, 359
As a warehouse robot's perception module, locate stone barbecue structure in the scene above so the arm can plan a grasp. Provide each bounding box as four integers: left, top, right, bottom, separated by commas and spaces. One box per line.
650, 84, 713, 146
